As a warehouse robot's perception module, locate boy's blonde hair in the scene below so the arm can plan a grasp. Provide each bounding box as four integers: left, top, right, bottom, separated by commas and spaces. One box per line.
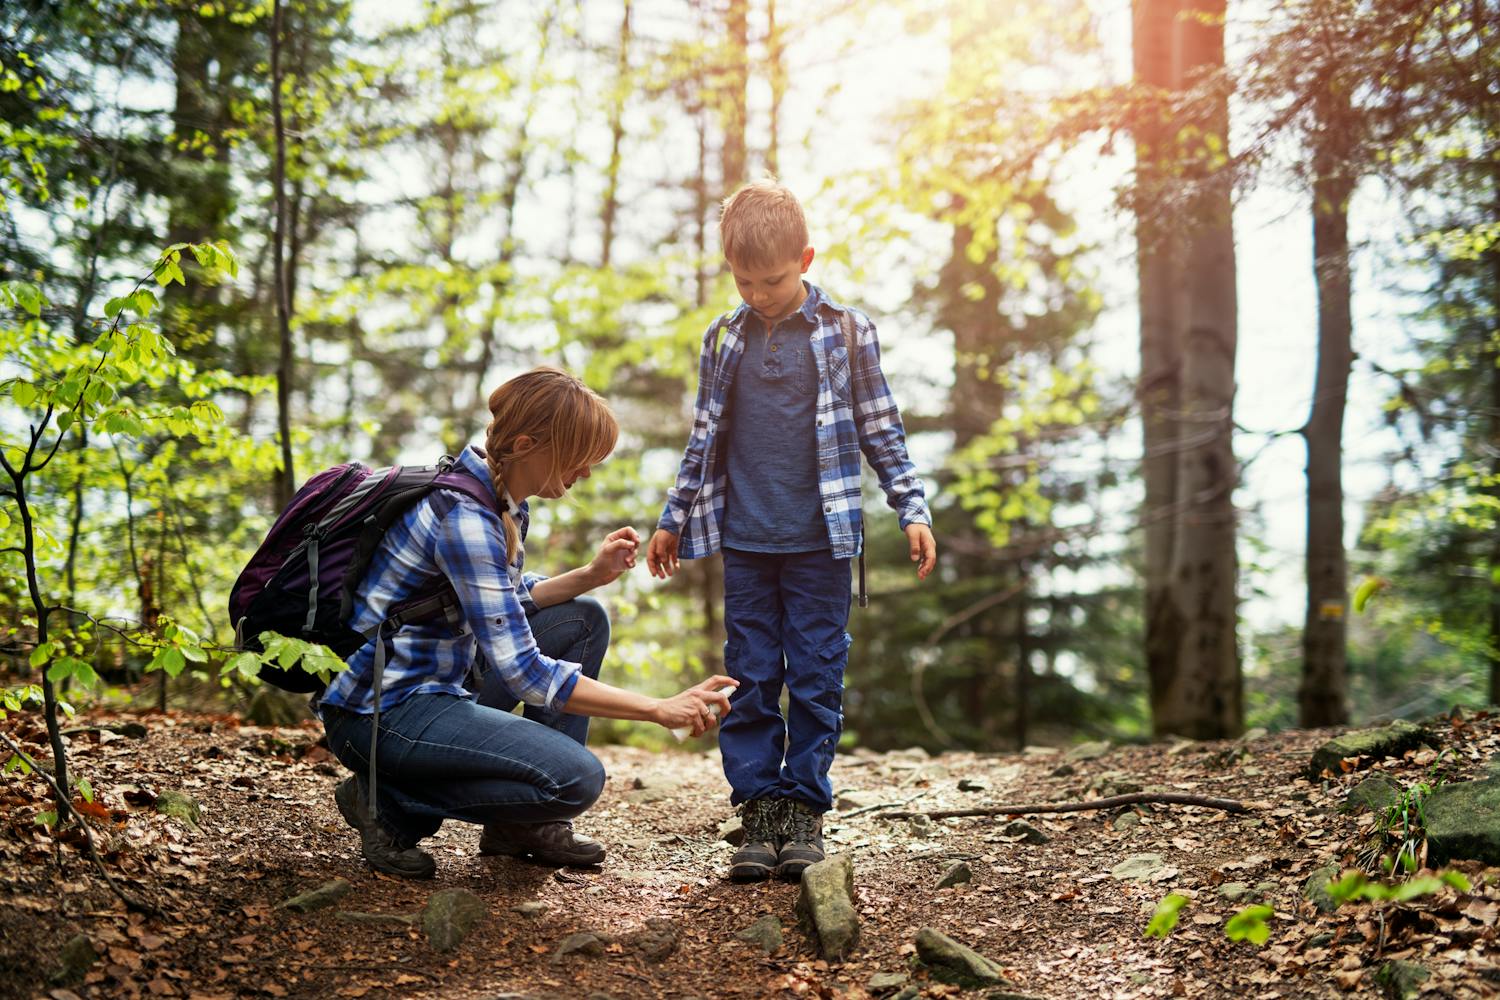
719, 178, 809, 270
483, 367, 618, 560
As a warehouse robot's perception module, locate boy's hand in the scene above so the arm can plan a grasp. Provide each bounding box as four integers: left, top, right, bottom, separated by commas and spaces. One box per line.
647, 529, 681, 579
590, 526, 640, 583
906, 523, 937, 580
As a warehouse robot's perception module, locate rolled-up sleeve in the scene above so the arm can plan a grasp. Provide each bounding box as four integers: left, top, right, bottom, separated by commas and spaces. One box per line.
432, 502, 580, 710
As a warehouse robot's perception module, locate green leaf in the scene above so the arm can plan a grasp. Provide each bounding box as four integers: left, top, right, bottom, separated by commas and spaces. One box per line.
1144, 893, 1189, 938
1353, 577, 1386, 614
181, 645, 208, 664
1224, 904, 1275, 946
11, 381, 37, 408
3, 753, 32, 775
76, 777, 93, 803
13, 282, 42, 317
28, 641, 55, 669
1441, 870, 1472, 893
226, 652, 262, 681
1327, 871, 1368, 906
35, 810, 57, 828
104, 296, 127, 318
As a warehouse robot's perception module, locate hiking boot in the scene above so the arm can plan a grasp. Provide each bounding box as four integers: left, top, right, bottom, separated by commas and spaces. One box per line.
730, 798, 785, 883
478, 820, 607, 867
777, 800, 825, 880
333, 776, 436, 879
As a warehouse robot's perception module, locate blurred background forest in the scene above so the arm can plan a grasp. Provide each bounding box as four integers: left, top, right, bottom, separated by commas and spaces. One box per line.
1, 0, 1496, 752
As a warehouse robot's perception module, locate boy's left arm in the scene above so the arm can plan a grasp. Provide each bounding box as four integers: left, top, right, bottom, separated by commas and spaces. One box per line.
847, 312, 937, 579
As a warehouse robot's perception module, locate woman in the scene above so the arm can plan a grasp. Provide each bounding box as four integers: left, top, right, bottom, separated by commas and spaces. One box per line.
319, 367, 735, 878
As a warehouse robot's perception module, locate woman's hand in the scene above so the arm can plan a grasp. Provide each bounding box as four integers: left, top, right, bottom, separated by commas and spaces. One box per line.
589, 526, 640, 584
650, 675, 738, 738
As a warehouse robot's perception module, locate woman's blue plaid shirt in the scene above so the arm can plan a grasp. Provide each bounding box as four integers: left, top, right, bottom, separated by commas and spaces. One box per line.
657, 284, 931, 559
319, 446, 579, 716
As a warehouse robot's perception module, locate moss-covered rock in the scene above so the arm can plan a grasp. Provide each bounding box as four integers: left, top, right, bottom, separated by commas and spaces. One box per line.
422, 889, 485, 952
1425, 778, 1500, 865
154, 789, 202, 831
1373, 960, 1429, 999
913, 927, 1008, 988
1342, 773, 1402, 814
797, 855, 859, 961
278, 879, 352, 914
1306, 721, 1432, 778
1302, 864, 1342, 914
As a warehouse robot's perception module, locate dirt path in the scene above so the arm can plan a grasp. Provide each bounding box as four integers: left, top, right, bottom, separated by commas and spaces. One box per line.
2, 711, 1497, 999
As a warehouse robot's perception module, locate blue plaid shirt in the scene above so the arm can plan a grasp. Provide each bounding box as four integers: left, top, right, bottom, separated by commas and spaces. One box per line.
657, 283, 931, 559
318, 446, 579, 715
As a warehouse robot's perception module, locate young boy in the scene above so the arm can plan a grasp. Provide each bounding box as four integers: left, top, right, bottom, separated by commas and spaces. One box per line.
647, 179, 937, 882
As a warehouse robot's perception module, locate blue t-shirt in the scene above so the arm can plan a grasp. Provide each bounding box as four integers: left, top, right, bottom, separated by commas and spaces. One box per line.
722, 291, 828, 553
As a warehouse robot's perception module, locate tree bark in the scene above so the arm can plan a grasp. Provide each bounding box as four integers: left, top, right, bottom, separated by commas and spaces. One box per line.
766, 0, 784, 178
1133, 0, 1187, 731
1299, 82, 1354, 727
600, 0, 632, 269
270, 0, 295, 508
720, 0, 748, 192
1489, 170, 1500, 707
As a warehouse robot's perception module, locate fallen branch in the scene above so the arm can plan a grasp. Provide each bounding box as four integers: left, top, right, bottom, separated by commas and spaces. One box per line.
840, 791, 926, 819
0, 730, 160, 916
883, 791, 1253, 820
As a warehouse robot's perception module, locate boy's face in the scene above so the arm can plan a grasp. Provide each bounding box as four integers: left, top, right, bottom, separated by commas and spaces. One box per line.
729, 246, 815, 323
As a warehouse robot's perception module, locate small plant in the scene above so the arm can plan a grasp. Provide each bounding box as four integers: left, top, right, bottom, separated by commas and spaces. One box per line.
1144, 892, 1190, 938
1224, 904, 1276, 946
1325, 868, 1471, 906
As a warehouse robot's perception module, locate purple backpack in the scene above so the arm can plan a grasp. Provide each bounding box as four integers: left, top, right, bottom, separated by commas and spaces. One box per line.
229, 455, 501, 692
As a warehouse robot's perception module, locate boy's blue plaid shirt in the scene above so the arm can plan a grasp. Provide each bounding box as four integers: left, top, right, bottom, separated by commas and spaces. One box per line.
657, 284, 931, 559
319, 446, 579, 716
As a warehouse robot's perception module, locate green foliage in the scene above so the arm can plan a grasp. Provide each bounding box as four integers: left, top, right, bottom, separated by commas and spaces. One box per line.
1223, 904, 1275, 946
1143, 892, 1190, 939
1326, 869, 1471, 907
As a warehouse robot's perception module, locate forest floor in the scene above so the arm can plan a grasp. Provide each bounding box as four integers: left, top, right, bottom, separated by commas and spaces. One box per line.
1, 708, 1498, 1000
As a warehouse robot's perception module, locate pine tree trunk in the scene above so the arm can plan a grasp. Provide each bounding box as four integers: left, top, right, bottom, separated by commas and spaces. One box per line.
270, 0, 295, 508
1133, 0, 1187, 731
1299, 84, 1354, 727
1155, 0, 1242, 739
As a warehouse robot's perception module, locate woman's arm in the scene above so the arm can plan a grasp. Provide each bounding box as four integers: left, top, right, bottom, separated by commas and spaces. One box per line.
529, 526, 640, 609
563, 674, 738, 738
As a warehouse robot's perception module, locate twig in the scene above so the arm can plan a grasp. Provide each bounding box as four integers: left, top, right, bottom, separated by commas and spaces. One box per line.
0, 730, 160, 915
884, 791, 1254, 820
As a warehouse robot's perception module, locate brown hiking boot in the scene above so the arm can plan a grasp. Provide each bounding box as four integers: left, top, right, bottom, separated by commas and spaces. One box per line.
730, 798, 785, 883
478, 820, 606, 867
333, 776, 436, 879
776, 800, 825, 880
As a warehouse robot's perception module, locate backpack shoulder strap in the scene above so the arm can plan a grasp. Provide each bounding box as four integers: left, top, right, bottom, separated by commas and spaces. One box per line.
837, 308, 857, 357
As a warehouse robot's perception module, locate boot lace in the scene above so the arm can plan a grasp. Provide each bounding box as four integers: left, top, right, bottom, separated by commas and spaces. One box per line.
786, 803, 819, 844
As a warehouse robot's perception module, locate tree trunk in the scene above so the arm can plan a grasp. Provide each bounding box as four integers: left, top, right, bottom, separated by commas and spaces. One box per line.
270, 0, 295, 508
600, 0, 632, 269
766, 0, 783, 178
1159, 0, 1241, 739
1299, 82, 1354, 727
720, 0, 748, 193
1132, 0, 1187, 730
1489, 170, 1500, 707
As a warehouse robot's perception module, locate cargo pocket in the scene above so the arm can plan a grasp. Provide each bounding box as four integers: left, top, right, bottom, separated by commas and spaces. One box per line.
814, 631, 851, 769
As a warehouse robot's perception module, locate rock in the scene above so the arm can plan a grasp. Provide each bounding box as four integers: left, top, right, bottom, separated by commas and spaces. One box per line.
936, 862, 972, 889
1425, 778, 1500, 864
422, 889, 486, 952
334, 911, 416, 927
50, 934, 97, 985
1110, 853, 1165, 882
245, 686, 307, 727
1306, 721, 1431, 778
735, 914, 783, 954
836, 789, 880, 811
1217, 881, 1251, 902
1000, 819, 1048, 844
957, 778, 988, 792
796, 854, 860, 961
278, 879, 352, 913
511, 901, 549, 917
1090, 771, 1143, 797
1305, 931, 1335, 949
867, 971, 908, 993
907, 814, 933, 836
1113, 812, 1142, 832
719, 815, 745, 846
1064, 740, 1110, 762
1049, 762, 1076, 777
1302, 864, 1341, 914
155, 789, 202, 831
553, 931, 607, 961
1373, 960, 1430, 999
890, 989, 922, 1000
893, 746, 931, 760
1022, 745, 1059, 757
913, 927, 1009, 987
1239, 727, 1268, 743
625, 918, 677, 963
1344, 774, 1403, 814
1165, 739, 1197, 756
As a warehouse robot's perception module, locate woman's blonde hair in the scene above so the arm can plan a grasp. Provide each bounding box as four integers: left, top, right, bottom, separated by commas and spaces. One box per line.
483, 367, 618, 562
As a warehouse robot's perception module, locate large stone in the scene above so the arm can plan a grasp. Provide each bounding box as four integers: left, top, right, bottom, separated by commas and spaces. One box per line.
913, 927, 1009, 988
1000, 819, 1048, 844
796, 855, 860, 961
735, 914, 783, 954
1064, 740, 1111, 763
1343, 774, 1402, 814
1302, 864, 1342, 914
1425, 778, 1500, 865
51, 934, 97, 985
625, 918, 677, 963
422, 889, 486, 952
155, 789, 202, 831
1110, 853, 1164, 882
553, 931, 607, 961
1373, 960, 1429, 999
867, 971, 908, 993
278, 879, 352, 913
245, 686, 307, 727
1306, 721, 1432, 778
936, 862, 972, 889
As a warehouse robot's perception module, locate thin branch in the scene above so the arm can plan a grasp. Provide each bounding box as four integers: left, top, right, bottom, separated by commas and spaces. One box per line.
884, 791, 1254, 821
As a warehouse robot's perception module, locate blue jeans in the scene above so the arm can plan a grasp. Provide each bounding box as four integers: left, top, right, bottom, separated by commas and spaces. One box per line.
720, 548, 851, 812
323, 597, 610, 845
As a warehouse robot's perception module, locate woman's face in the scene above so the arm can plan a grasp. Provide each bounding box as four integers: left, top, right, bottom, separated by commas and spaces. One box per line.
507, 441, 594, 501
